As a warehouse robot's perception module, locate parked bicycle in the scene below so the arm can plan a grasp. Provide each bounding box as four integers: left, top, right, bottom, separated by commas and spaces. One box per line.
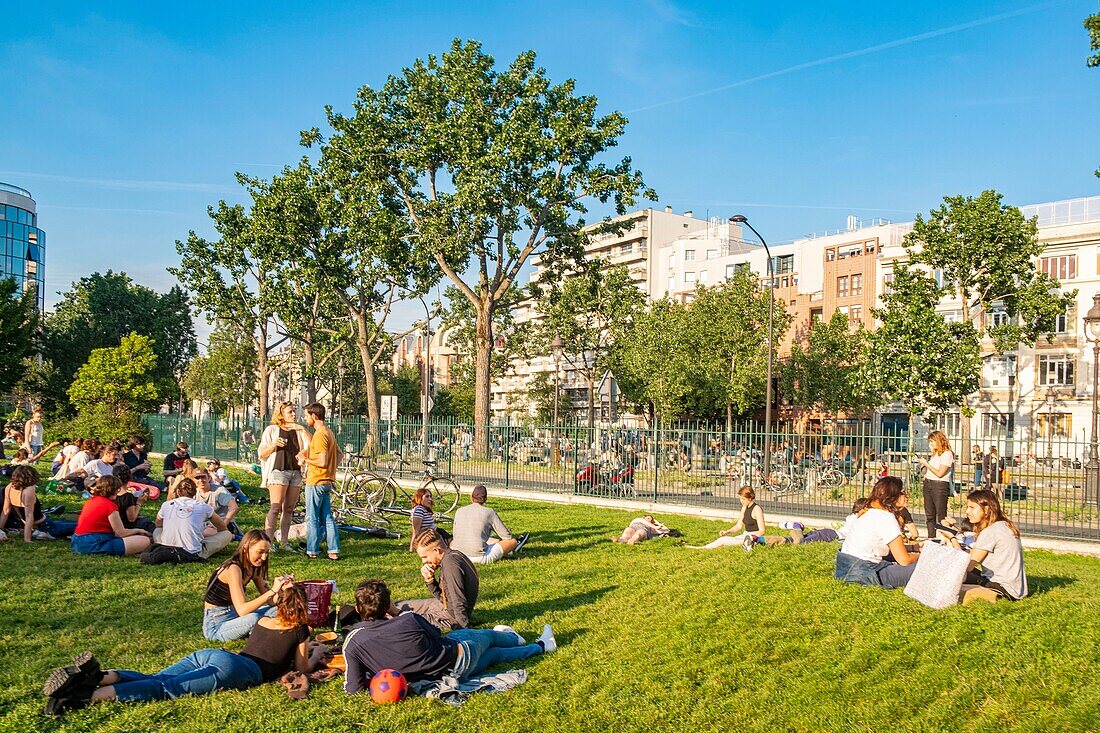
329, 449, 392, 530
359, 454, 462, 517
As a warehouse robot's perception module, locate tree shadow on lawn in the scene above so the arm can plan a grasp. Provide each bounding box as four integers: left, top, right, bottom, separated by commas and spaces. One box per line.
1028, 575, 1077, 594
479, 586, 617, 627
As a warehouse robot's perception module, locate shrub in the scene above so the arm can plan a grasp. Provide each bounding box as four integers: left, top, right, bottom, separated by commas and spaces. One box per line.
46, 404, 151, 445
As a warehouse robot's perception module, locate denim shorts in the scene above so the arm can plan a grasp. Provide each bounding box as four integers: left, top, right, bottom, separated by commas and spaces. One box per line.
72, 532, 126, 556
267, 469, 303, 489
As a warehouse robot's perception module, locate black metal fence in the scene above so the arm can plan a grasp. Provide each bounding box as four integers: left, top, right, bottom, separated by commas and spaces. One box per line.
143, 413, 1099, 542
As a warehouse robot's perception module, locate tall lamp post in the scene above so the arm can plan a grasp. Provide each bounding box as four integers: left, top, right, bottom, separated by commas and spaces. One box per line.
1082, 293, 1100, 507
551, 334, 563, 468
729, 215, 775, 478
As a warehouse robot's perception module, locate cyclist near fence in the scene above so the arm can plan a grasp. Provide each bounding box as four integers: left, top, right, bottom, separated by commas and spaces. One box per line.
450, 485, 529, 564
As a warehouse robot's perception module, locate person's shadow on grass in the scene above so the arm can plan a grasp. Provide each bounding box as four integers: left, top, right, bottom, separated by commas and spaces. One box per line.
1027, 576, 1077, 594
483, 585, 616, 626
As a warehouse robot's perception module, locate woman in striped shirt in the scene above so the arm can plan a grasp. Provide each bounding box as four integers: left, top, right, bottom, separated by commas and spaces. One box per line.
408, 488, 436, 551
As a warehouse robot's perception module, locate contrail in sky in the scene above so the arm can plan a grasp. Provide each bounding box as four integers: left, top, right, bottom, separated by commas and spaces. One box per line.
628, 1, 1071, 113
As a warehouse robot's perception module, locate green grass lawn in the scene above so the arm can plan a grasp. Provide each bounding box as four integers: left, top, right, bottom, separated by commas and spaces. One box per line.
2, 465, 1099, 732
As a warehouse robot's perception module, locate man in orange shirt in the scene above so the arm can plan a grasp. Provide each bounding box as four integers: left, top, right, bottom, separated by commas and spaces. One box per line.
297, 403, 341, 560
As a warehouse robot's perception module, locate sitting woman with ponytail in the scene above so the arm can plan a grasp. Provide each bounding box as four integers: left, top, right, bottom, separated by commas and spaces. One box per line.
834, 476, 921, 588
950, 489, 1028, 600
41, 584, 329, 715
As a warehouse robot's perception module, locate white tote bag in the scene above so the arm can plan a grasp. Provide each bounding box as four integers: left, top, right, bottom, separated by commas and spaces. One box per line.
904, 541, 970, 609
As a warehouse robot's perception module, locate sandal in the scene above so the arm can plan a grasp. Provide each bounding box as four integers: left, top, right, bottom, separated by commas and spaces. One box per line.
327, 553, 339, 561
306, 553, 318, 560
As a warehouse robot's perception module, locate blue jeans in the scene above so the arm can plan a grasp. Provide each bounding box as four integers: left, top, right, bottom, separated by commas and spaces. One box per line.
305, 484, 339, 556
43, 518, 77, 538
202, 604, 276, 642
111, 649, 262, 702
447, 629, 542, 678
835, 552, 915, 589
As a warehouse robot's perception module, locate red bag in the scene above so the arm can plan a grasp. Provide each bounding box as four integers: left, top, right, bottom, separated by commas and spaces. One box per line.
300, 580, 334, 627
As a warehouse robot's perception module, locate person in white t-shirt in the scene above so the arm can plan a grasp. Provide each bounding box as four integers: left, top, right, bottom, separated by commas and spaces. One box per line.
835, 477, 921, 588
83, 444, 122, 488
949, 489, 1028, 601
52, 440, 80, 477
154, 477, 233, 559
918, 430, 956, 539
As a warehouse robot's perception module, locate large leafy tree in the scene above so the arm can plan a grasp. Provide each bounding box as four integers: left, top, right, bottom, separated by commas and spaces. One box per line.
783, 310, 878, 428
305, 39, 652, 455
0, 277, 39, 395
534, 262, 644, 429
1087, 8, 1100, 175
904, 191, 1074, 448
869, 264, 982, 420
182, 323, 258, 415
40, 271, 195, 413
613, 298, 694, 419
173, 196, 280, 420
68, 333, 160, 418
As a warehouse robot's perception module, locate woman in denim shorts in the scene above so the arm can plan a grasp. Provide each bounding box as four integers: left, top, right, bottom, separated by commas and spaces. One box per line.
258, 402, 310, 551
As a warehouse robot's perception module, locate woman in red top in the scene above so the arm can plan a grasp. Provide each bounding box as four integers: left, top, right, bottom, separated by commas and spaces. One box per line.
72, 476, 152, 556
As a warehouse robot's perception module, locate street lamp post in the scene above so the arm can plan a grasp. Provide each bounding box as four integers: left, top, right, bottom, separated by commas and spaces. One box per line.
1082, 293, 1100, 507
730, 215, 775, 478
551, 334, 563, 468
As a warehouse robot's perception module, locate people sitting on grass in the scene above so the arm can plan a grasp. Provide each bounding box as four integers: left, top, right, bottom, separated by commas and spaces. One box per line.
52, 438, 80, 477
834, 477, 921, 589
83, 441, 122, 487
686, 486, 765, 551
614, 515, 677, 544
408, 488, 440, 551
60, 439, 98, 488
395, 529, 478, 631
111, 465, 157, 534
450, 485, 529, 563
122, 436, 161, 488
163, 441, 191, 480
71, 476, 152, 557
203, 530, 287, 642
342, 579, 555, 693
206, 458, 249, 504
166, 459, 199, 499
258, 401, 310, 551
151, 477, 234, 562
41, 584, 328, 715
194, 471, 240, 540
0, 466, 77, 541
949, 489, 1028, 601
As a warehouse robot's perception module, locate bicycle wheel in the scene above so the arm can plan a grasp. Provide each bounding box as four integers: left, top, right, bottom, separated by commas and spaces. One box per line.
769, 472, 794, 493
819, 469, 843, 489
425, 477, 461, 515
350, 474, 393, 511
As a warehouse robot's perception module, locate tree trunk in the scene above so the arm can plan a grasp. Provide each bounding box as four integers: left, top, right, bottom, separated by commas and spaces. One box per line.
587, 373, 596, 431
352, 310, 380, 450
303, 342, 317, 406
959, 297, 973, 459
255, 321, 270, 422
473, 301, 494, 459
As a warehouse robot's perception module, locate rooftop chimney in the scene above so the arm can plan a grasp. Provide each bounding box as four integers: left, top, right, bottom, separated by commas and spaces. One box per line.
846, 215, 858, 232
684, 210, 693, 218
664, 205, 673, 214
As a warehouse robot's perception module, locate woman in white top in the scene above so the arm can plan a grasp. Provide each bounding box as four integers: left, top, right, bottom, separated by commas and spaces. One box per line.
918, 430, 955, 539
23, 407, 45, 455
257, 402, 311, 550
835, 477, 921, 588
950, 489, 1028, 600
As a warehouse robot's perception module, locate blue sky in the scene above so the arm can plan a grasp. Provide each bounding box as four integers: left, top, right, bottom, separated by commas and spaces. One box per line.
2, 0, 1098, 336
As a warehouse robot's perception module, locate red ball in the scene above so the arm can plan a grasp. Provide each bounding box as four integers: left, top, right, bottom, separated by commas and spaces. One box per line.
369, 668, 409, 704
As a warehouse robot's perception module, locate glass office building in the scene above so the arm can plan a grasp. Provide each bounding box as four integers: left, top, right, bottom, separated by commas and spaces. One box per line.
0, 182, 45, 310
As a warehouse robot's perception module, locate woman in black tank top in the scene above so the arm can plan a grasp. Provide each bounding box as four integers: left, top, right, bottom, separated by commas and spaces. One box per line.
202, 530, 292, 642
42, 586, 331, 713
686, 486, 767, 550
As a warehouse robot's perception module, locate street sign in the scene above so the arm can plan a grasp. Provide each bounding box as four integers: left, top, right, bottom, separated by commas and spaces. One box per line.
381, 394, 398, 421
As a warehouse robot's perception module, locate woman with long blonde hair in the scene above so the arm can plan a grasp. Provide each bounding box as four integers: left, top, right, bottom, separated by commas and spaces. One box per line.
918, 430, 955, 539
257, 402, 311, 549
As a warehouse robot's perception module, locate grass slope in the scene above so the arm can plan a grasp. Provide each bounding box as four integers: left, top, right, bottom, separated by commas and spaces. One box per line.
0, 467, 1098, 732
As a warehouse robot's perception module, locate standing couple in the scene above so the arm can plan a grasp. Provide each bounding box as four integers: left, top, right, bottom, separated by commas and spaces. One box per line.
258, 402, 340, 560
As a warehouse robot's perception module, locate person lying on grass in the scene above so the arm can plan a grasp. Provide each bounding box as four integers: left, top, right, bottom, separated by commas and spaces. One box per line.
751, 498, 872, 549
42, 584, 328, 715
613, 515, 678, 544
0, 466, 77, 542
203, 529, 290, 642
71, 475, 152, 557
394, 529, 479, 631
342, 579, 555, 693
948, 489, 1028, 601
834, 477, 920, 589
685, 486, 765, 551
7, 441, 59, 466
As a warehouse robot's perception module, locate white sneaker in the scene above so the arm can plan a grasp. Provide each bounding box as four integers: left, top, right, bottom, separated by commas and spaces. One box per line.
537, 624, 557, 653
493, 625, 526, 644
32, 530, 55, 540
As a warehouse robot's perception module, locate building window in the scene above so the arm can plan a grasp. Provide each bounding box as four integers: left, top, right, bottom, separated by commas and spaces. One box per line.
850, 273, 863, 296
725, 264, 736, 279
837, 275, 849, 297
1040, 255, 1076, 281
983, 356, 1016, 388
882, 273, 894, 295
699, 270, 709, 284
666, 275, 674, 292
849, 305, 862, 322
1038, 354, 1075, 386
773, 254, 794, 274
684, 250, 696, 261
684, 271, 696, 285
667, 253, 674, 268
866, 241, 876, 253
981, 412, 1014, 437
838, 244, 862, 259
621, 242, 633, 255
826, 249, 836, 262
1037, 412, 1072, 438
942, 310, 963, 323
930, 412, 961, 436
932, 269, 945, 288
990, 308, 1009, 327
706, 248, 718, 260
810, 307, 823, 323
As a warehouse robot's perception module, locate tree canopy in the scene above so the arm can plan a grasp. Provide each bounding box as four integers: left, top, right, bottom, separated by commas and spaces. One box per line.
0, 277, 39, 396
68, 333, 161, 418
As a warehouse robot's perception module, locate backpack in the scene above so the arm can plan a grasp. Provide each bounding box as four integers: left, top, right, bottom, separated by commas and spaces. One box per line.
140, 543, 204, 565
